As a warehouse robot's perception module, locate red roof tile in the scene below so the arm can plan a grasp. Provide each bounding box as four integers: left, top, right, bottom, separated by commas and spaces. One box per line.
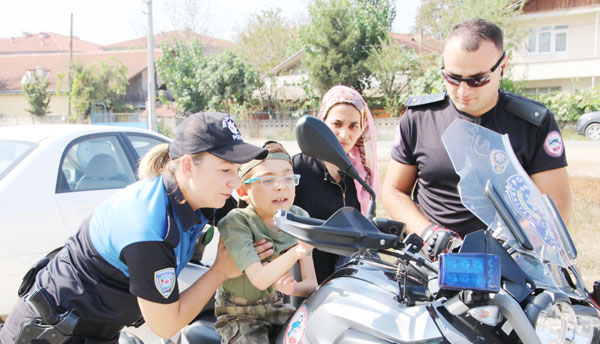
0, 32, 101, 54
390, 33, 443, 54
0, 49, 163, 92
101, 30, 232, 51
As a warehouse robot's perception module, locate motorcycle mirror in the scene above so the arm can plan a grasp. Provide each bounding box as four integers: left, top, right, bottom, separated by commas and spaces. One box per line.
295, 116, 376, 217
295, 115, 356, 178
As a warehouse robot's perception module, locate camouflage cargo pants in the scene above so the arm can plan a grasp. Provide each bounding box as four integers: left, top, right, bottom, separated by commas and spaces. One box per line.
214, 290, 296, 344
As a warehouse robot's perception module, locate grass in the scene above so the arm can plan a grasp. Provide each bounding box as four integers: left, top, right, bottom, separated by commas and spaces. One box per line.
561, 127, 587, 141
567, 177, 600, 289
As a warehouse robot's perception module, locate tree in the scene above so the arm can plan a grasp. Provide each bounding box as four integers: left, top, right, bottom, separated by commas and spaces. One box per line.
414, 0, 525, 52
300, 0, 395, 93
233, 8, 300, 117
156, 40, 208, 114
366, 42, 421, 116
156, 40, 260, 116
22, 69, 52, 116
202, 51, 260, 114
68, 59, 129, 119
160, 0, 215, 37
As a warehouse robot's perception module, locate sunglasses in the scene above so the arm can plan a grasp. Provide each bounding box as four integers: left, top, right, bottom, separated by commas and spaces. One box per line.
441, 51, 505, 88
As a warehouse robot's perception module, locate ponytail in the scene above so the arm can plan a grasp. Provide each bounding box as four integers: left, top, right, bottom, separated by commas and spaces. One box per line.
137, 143, 172, 179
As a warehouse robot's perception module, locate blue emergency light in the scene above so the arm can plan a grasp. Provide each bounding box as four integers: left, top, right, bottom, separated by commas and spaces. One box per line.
439, 253, 501, 293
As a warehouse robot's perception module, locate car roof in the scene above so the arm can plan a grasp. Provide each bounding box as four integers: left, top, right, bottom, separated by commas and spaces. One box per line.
0, 124, 169, 143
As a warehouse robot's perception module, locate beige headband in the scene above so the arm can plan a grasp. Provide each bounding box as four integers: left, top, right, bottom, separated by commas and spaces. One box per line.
239, 152, 292, 179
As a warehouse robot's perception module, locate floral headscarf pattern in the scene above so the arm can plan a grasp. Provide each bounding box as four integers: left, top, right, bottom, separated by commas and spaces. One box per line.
318, 85, 379, 215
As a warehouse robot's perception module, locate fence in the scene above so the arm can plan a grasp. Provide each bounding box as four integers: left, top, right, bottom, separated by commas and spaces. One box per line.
237, 117, 400, 140
0, 114, 401, 140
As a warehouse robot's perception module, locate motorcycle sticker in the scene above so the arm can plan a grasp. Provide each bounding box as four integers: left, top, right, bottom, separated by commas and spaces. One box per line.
490, 150, 508, 174
505, 175, 550, 236
543, 130, 564, 157
154, 267, 176, 299
284, 304, 308, 344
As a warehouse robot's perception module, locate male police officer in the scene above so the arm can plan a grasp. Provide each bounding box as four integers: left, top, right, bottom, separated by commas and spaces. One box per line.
382, 18, 573, 258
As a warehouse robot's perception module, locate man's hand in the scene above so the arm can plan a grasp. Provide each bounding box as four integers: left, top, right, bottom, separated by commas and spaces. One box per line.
421, 225, 462, 260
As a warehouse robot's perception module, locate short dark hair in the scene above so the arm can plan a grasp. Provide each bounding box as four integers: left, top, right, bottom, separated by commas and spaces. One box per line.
447, 18, 503, 52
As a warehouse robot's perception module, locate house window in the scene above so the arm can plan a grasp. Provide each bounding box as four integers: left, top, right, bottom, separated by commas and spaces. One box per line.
524, 86, 561, 95
527, 25, 568, 54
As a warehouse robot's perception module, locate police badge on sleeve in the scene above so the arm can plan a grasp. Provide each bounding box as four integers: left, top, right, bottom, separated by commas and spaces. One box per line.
154, 267, 176, 299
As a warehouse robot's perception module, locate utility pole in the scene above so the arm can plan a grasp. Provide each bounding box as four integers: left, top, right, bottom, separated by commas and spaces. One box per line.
68, 13, 73, 123
146, 0, 157, 132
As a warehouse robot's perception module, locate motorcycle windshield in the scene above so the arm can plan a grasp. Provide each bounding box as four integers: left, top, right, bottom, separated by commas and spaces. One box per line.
442, 119, 583, 296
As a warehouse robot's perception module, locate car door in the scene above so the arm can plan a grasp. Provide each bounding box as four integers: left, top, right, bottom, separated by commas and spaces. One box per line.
54, 133, 138, 233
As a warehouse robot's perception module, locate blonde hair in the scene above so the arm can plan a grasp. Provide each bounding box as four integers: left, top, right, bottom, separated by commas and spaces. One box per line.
137, 143, 205, 179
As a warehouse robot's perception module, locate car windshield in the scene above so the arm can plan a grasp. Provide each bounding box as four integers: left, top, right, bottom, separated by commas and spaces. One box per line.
0, 140, 36, 181
442, 119, 586, 299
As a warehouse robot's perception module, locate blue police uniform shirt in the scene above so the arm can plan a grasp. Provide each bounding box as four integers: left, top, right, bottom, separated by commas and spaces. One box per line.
34, 172, 212, 326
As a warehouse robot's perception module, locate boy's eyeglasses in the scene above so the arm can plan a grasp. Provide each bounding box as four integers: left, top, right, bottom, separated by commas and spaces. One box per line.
441, 51, 505, 88
243, 174, 301, 187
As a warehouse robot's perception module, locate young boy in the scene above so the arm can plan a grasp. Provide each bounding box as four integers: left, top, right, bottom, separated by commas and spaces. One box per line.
215, 141, 318, 343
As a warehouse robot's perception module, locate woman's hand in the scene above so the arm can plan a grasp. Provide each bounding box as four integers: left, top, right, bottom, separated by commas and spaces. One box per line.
212, 237, 241, 280
274, 271, 297, 295
253, 238, 274, 260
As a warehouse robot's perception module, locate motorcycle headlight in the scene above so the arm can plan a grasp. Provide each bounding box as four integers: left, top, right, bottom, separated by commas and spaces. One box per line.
534, 300, 600, 344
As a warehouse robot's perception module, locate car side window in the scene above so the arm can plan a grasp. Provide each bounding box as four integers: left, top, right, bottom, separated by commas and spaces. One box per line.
126, 134, 166, 162
57, 135, 136, 192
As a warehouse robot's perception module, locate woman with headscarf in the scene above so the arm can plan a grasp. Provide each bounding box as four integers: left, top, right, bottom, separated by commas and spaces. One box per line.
292, 85, 379, 284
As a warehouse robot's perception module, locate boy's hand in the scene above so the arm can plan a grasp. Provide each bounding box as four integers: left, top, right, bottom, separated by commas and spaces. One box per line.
275, 271, 297, 295
297, 240, 314, 252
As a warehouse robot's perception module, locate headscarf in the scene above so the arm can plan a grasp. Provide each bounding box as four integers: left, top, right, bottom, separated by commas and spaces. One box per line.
317, 85, 379, 215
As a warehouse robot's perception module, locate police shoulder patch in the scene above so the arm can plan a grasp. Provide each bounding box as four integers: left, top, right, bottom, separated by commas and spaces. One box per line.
154, 267, 176, 299
504, 93, 548, 126
405, 92, 446, 108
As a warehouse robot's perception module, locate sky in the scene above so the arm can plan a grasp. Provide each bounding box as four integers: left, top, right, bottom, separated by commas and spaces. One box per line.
0, 0, 421, 45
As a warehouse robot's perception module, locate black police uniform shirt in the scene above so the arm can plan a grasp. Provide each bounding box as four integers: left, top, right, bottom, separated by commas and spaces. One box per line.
391, 91, 567, 237
292, 152, 360, 284
33, 172, 211, 327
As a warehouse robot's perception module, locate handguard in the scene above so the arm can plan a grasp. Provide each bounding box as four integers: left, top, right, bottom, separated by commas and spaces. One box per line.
15, 288, 79, 344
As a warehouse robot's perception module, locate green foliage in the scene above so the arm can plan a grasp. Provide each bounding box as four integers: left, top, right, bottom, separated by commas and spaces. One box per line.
157, 40, 260, 116
530, 87, 600, 123
66, 59, 129, 120
157, 120, 173, 138
300, 0, 395, 93
22, 71, 52, 116
408, 65, 446, 98
234, 8, 298, 75
414, 0, 525, 52
157, 40, 207, 114
366, 43, 421, 116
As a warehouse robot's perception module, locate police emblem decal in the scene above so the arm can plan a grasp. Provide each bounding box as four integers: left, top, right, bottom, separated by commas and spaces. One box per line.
154, 267, 176, 299
543, 130, 564, 157
222, 115, 243, 141
490, 150, 508, 174
284, 304, 308, 344
505, 175, 548, 233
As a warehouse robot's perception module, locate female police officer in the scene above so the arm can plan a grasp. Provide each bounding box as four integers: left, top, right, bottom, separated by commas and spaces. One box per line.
0, 112, 268, 343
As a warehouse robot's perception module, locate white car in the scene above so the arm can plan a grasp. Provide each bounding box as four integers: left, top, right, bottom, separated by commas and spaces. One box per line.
0, 124, 169, 316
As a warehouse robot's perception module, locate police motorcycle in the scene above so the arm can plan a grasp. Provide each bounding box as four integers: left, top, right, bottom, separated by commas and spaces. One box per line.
179, 115, 600, 344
